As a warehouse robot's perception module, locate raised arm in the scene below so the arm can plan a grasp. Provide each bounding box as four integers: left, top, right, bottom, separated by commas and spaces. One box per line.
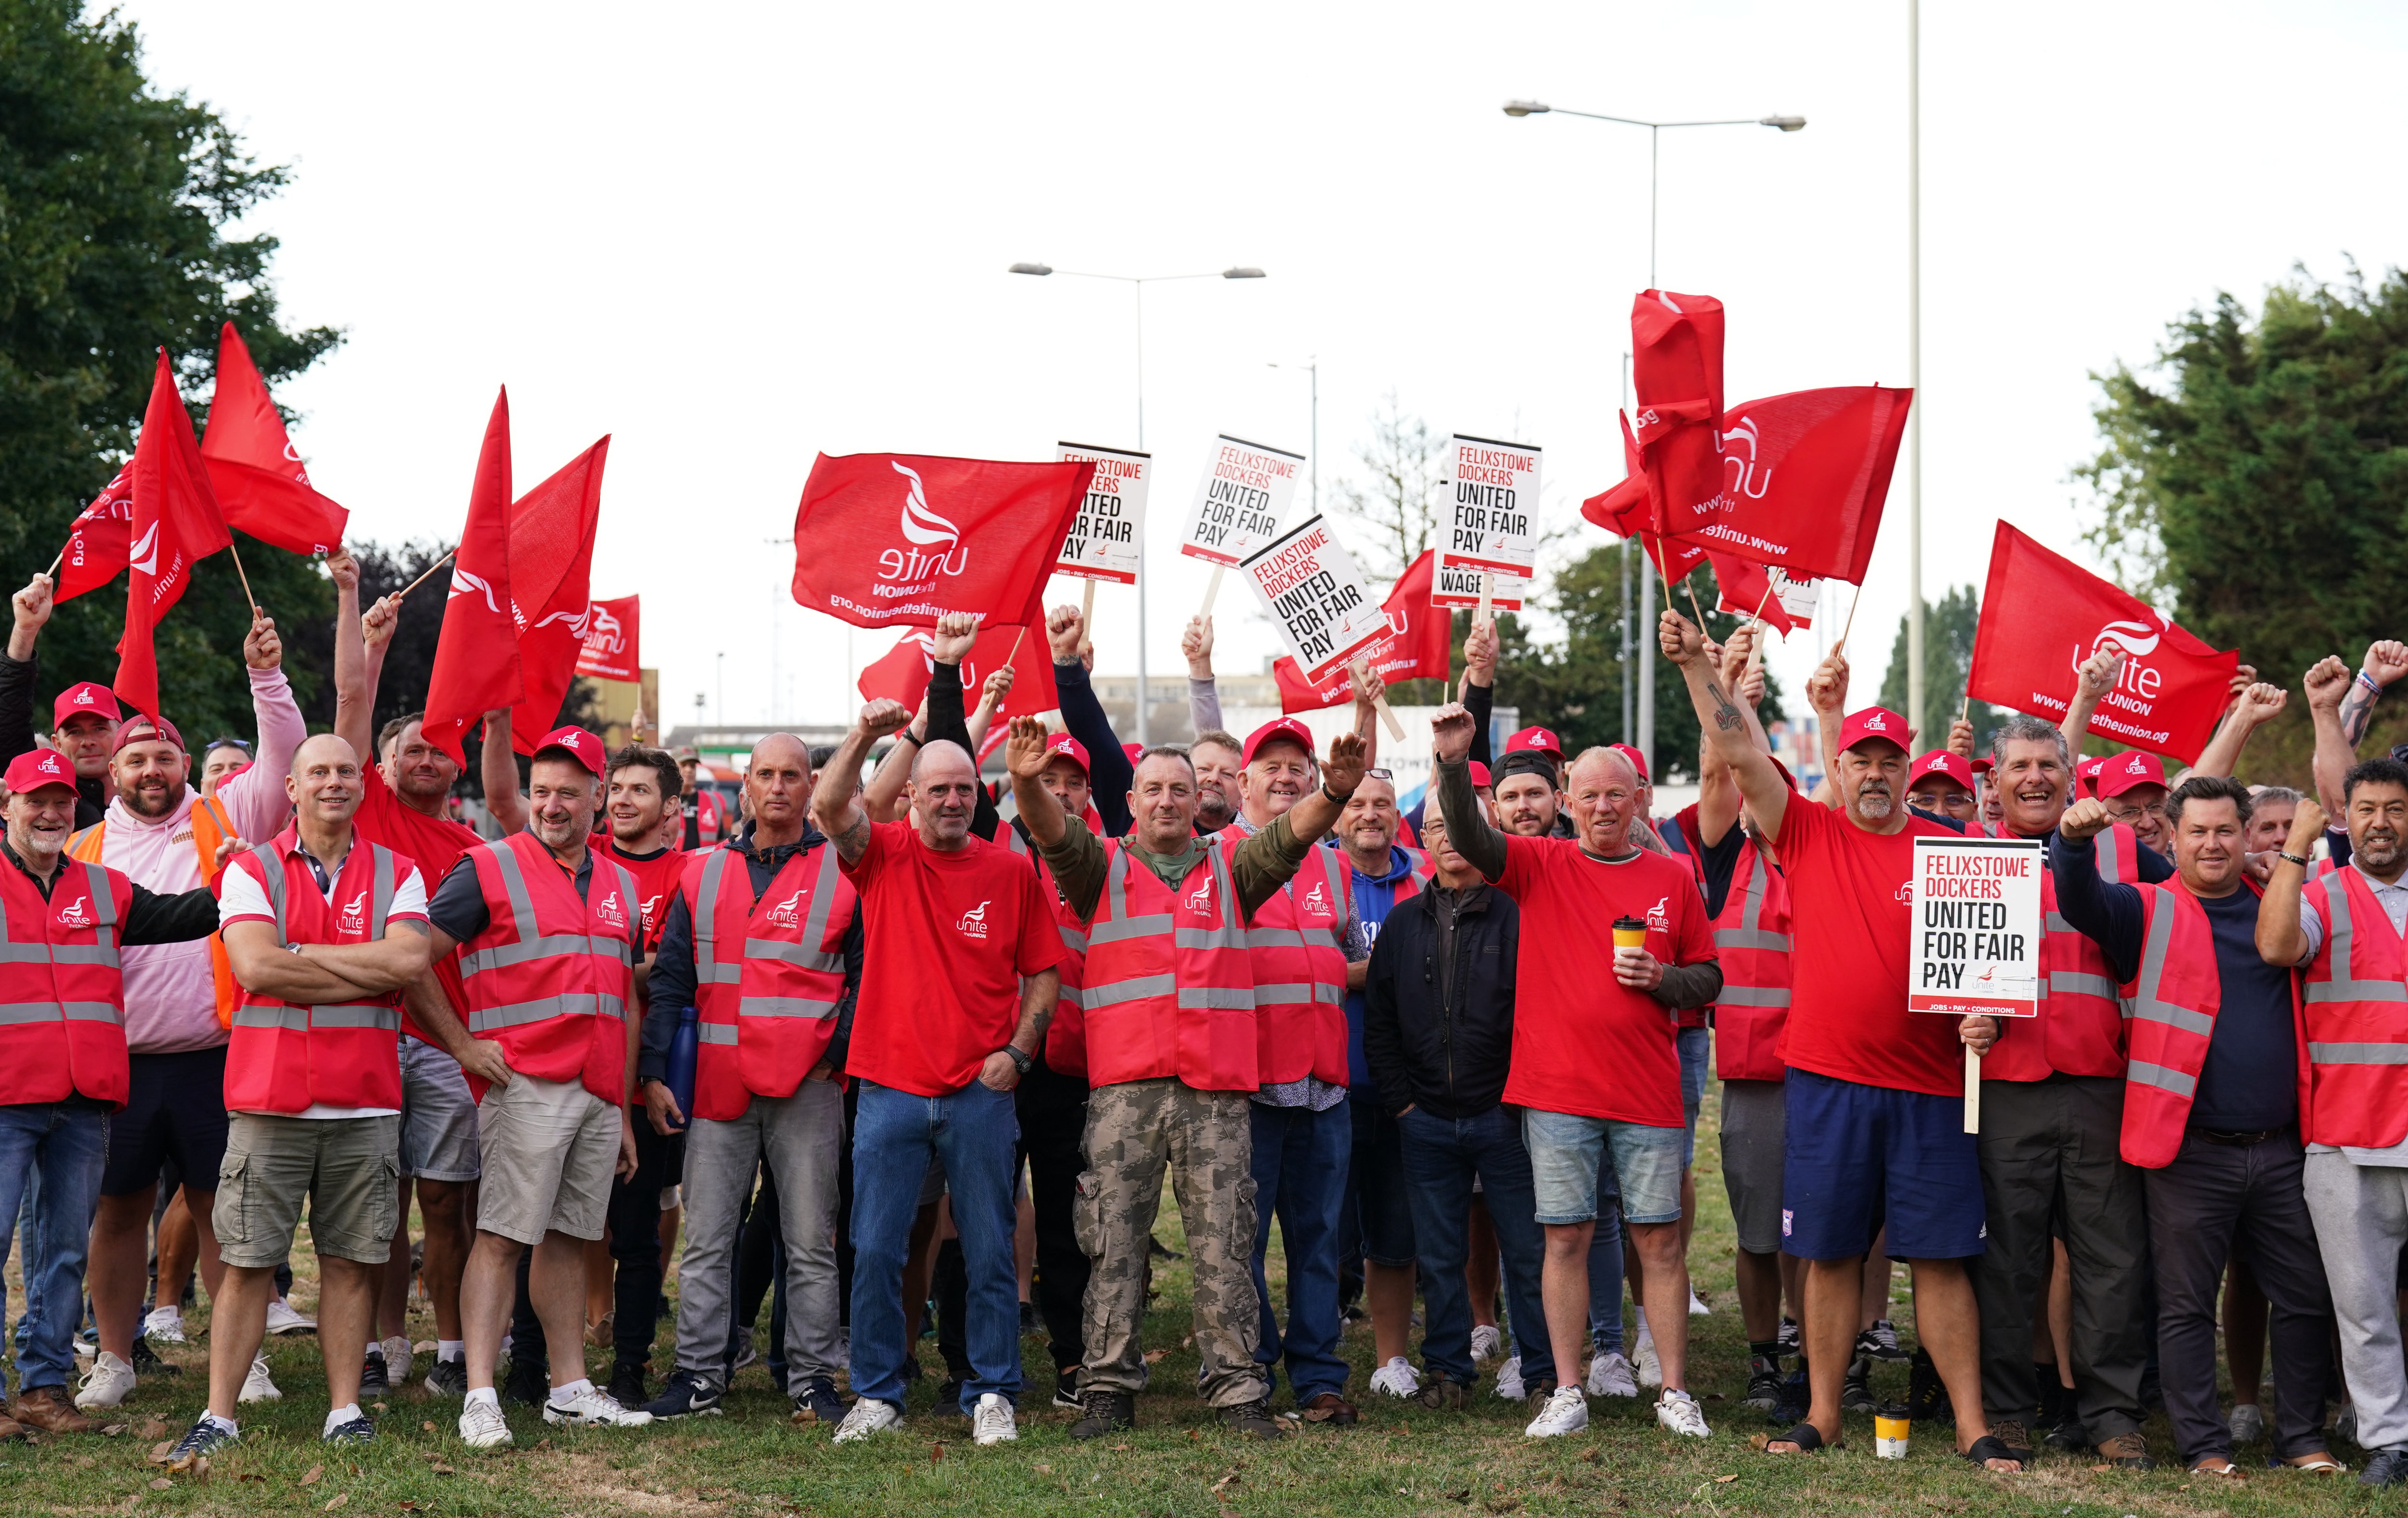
1429, 703, 1507, 881
2, 574, 53, 767
1183, 615, 1223, 737
1805, 645, 1847, 810
967, 666, 1012, 751
329, 549, 377, 763
2187, 677, 2284, 780
481, 708, 528, 834
2306, 655, 2357, 821
2060, 647, 2120, 757
1273, 732, 1367, 853
1664, 608, 1789, 840
813, 699, 913, 861
1349, 657, 1381, 770
1050, 604, 1134, 834
2337, 640, 2408, 751
1695, 629, 1766, 848
2257, 795, 2328, 969
1461, 617, 1496, 767
860, 691, 929, 824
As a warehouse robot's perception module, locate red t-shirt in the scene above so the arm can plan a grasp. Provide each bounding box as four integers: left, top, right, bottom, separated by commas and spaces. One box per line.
839, 821, 1062, 1097
353, 767, 484, 1043
594, 833, 687, 954
1772, 798, 1963, 1097
1494, 836, 1714, 1126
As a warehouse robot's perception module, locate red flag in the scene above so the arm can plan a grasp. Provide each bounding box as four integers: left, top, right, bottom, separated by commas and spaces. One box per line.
199, 323, 349, 554
1628, 290, 1727, 532
791, 453, 1094, 631
857, 624, 1060, 731
1965, 522, 2239, 763
1273, 550, 1451, 712
422, 390, 523, 767
575, 594, 641, 682
114, 352, 234, 719
505, 439, 610, 750
1707, 553, 1818, 636
53, 465, 133, 604
1579, 456, 1708, 588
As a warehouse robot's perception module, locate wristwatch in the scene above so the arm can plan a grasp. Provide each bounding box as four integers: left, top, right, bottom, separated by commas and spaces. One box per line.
1322, 781, 1353, 806
1004, 1044, 1034, 1076
2278, 851, 2309, 867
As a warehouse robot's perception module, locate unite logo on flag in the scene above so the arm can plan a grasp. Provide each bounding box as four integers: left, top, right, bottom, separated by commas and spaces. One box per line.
449, 568, 503, 614
878, 463, 969, 593
956, 900, 991, 939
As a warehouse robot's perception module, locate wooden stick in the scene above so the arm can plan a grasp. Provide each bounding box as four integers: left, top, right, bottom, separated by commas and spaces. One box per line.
1649, 538, 1677, 612
1200, 564, 1226, 616
1002, 624, 1029, 668
1373, 687, 1405, 742
1681, 569, 1710, 632
1745, 582, 1775, 679
1079, 577, 1095, 627
225, 538, 257, 613
399, 548, 457, 598
43, 549, 63, 581
1965, 1048, 1982, 1135
1477, 570, 1493, 626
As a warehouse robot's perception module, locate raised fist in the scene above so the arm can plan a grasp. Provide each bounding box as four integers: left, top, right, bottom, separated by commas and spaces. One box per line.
1658, 609, 1704, 667
1430, 703, 1476, 765
929, 612, 980, 666
2304, 655, 2351, 714
1181, 614, 1215, 675
858, 699, 914, 739
2059, 796, 2114, 841
1047, 603, 1085, 664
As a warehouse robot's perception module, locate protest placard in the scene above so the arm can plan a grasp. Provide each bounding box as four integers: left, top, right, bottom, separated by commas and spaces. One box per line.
1051, 443, 1148, 586
1181, 434, 1303, 611
1436, 435, 1539, 609
1430, 559, 1527, 613
1909, 834, 2043, 1132
1242, 516, 1391, 681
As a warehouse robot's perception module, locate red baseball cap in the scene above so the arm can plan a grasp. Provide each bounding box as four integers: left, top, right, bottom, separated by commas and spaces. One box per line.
111, 715, 186, 756
53, 682, 121, 728
532, 726, 607, 779
1122, 742, 1144, 764
1042, 733, 1090, 776
1908, 750, 1974, 794
1835, 707, 1912, 756
1504, 726, 1563, 763
1967, 755, 1995, 775
1468, 761, 1492, 788
2095, 750, 2168, 799
5, 748, 78, 797
1242, 717, 1318, 767
2075, 755, 2106, 798
1608, 742, 1650, 784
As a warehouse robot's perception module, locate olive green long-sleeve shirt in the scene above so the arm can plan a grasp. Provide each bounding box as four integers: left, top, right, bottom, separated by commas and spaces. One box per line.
1034, 812, 1314, 927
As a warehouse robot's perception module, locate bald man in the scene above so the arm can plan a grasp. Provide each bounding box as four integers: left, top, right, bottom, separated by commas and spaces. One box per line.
812, 704, 1061, 1448
638, 734, 862, 1425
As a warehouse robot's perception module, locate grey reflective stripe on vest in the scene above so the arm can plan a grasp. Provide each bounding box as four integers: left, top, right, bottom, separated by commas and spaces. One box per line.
1057, 985, 1085, 1010
234, 1005, 311, 1032
1058, 924, 1088, 955
1245, 928, 1309, 950
470, 992, 626, 1033
1715, 986, 1791, 1007
733, 846, 846, 981
2305, 873, 2408, 1005
2125, 896, 2214, 1037
2046, 912, 2076, 934
1713, 854, 1791, 953
0, 861, 126, 983
2097, 827, 2124, 884
2127, 1059, 2195, 1097
0, 1000, 121, 1025
1178, 986, 1253, 1009
698, 1023, 738, 1047
1084, 972, 1177, 1009
457, 842, 597, 974
1252, 981, 1345, 1007
2308, 1042, 2408, 1065
1080, 844, 1250, 1008
233, 1003, 398, 1033
2048, 972, 2121, 1000
692, 848, 740, 986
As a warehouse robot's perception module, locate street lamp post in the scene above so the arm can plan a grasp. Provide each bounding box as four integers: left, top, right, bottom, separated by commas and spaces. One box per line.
1268, 358, 1319, 516
1905, 1, 1925, 744
1009, 262, 1267, 744
1502, 100, 1804, 770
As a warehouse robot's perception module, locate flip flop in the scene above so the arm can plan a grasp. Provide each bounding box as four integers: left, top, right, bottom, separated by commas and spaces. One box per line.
1961, 1434, 2024, 1471
2189, 1457, 2245, 1478
2277, 1453, 2345, 1474
1766, 1422, 1840, 1454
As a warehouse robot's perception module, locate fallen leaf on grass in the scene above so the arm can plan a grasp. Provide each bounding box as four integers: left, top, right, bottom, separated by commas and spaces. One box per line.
533, 1438, 551, 1450
149, 1479, 172, 1491
931, 1443, 944, 1462
1110, 1443, 1131, 1452
399, 1503, 423, 1512
75, 1456, 95, 1468
1445, 1489, 1472, 1503
1705, 1391, 1726, 1400
429, 1464, 454, 1476
2091, 1464, 2111, 1472
1220, 1509, 1239, 1518
147, 1441, 173, 1465
1210, 1469, 1241, 1493
137, 1418, 167, 1440
1034, 1464, 1052, 1475
301, 1464, 324, 1486
1581, 1449, 1600, 1465
1187, 1429, 1200, 1441
239, 1475, 266, 1484
1715, 1475, 1738, 1484
1181, 1335, 1195, 1349
100, 1424, 126, 1437
324, 1494, 349, 1511
1142, 1350, 1167, 1364
420, 1422, 435, 1433
1749, 1433, 1772, 1451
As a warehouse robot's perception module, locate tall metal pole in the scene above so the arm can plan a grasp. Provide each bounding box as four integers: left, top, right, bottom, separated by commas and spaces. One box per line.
1134, 281, 1150, 745
1309, 360, 1319, 516
1906, 0, 1925, 736
1636, 144, 1658, 771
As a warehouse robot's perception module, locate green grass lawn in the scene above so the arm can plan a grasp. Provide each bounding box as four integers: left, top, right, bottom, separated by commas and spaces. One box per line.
0, 1085, 2386, 1516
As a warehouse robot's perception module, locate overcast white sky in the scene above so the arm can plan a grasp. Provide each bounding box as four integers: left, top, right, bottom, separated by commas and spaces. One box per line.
120, 0, 2408, 735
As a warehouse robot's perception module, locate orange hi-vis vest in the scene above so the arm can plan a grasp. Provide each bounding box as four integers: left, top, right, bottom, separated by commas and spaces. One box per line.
456, 832, 639, 1105
682, 841, 853, 1121
2118, 876, 2263, 1168
1078, 840, 1256, 1090
1241, 838, 1351, 1087
0, 853, 132, 1105
222, 835, 407, 1113
1003, 824, 1090, 1080
2298, 866, 2408, 1149
69, 795, 239, 1029
1710, 838, 1793, 1082
1989, 823, 2139, 1083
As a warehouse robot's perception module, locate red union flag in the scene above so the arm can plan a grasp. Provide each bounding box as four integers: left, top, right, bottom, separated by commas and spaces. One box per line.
506, 439, 609, 748
422, 390, 524, 767
115, 351, 234, 719
1965, 522, 2239, 763
1628, 290, 1727, 530
856, 625, 1059, 726
199, 322, 349, 554
1709, 552, 1819, 636
576, 595, 641, 682
54, 465, 134, 604
1274, 550, 1450, 712
791, 453, 1094, 630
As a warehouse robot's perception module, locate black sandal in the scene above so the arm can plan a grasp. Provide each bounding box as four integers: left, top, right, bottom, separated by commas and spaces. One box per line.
1767, 1422, 1839, 1454
1962, 1434, 2024, 1470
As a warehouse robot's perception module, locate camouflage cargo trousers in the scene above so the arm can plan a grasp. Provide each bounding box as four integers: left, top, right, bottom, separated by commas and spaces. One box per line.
1076, 1077, 1268, 1406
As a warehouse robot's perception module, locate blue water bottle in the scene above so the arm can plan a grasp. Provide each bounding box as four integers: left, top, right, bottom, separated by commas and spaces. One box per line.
663, 1005, 699, 1131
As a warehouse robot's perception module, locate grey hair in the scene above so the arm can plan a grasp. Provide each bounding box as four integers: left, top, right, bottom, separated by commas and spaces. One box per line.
2252, 785, 2303, 808
1989, 713, 2070, 769
1566, 746, 1641, 790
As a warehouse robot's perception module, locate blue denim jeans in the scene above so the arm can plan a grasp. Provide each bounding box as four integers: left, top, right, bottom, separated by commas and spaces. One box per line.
1399, 1105, 1556, 1390
848, 1079, 1021, 1411
1586, 1182, 1625, 1355
0, 1102, 107, 1393
1248, 1099, 1352, 1402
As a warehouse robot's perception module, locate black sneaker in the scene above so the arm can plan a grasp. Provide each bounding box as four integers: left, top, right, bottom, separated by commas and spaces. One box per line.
423, 1356, 470, 1398
323, 1415, 377, 1445
359, 1348, 390, 1399
131, 1336, 180, 1377
641, 1368, 724, 1419
1218, 1399, 1289, 1439
1411, 1374, 1466, 1411
502, 1353, 550, 1407
1068, 1387, 1135, 1439
935, 1377, 964, 1413
792, 1376, 847, 1425
1769, 1361, 1810, 1426
1841, 1355, 1875, 1413
1742, 1356, 1783, 1412
606, 1361, 648, 1412
2362, 1449, 2408, 1488
166, 1416, 237, 1467
1147, 1235, 1184, 1261
1905, 1347, 1954, 1426
1776, 1317, 1800, 1355
1856, 1319, 1908, 1362
1019, 1301, 1037, 1335
1051, 1368, 1083, 1411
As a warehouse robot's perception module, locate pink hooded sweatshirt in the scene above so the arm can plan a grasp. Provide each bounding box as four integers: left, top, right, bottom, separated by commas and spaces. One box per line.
87, 664, 305, 1054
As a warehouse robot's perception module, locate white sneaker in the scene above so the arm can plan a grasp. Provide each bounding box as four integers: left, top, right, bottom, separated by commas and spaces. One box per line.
1586, 1351, 1639, 1399
1369, 1357, 1420, 1399
1492, 1355, 1526, 1401
1524, 1384, 1589, 1438
1470, 1324, 1502, 1363
833, 1397, 903, 1444
544, 1385, 653, 1427
141, 1307, 186, 1345
459, 1398, 512, 1450
1657, 1387, 1711, 1438
380, 1336, 413, 1387
1633, 1334, 1663, 1390
239, 1353, 282, 1404
74, 1350, 137, 1410
970, 1392, 1017, 1446
1687, 1290, 1711, 1317
263, 1299, 316, 1335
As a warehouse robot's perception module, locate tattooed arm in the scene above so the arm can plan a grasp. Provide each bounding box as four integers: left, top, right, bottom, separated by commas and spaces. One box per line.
2339, 640, 2408, 748
812, 699, 915, 862
1663, 608, 1791, 840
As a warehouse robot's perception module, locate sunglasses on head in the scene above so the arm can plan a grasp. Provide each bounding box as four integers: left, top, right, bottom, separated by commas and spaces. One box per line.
1363, 768, 1393, 781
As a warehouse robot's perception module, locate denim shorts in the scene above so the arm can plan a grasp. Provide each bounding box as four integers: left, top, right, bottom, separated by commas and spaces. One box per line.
1521, 1108, 1685, 1226
1677, 1025, 1711, 1166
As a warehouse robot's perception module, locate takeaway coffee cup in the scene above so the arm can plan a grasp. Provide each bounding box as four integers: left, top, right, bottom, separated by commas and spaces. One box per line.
1612, 916, 1647, 952
1874, 1402, 1911, 1460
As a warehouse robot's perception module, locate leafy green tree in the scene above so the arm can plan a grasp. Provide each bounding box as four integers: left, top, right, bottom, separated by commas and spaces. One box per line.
1878, 584, 1999, 753
1, 0, 342, 740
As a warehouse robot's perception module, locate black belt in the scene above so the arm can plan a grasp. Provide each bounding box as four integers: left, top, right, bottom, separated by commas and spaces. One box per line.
2187, 1123, 2290, 1146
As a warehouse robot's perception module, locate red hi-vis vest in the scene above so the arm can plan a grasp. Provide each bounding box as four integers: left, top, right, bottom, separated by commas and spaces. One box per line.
1711, 840, 1792, 1082
222, 836, 407, 1113
0, 854, 132, 1105
456, 832, 639, 1105
1078, 841, 1256, 1090
1002, 824, 1090, 1079
683, 842, 853, 1121
1989, 823, 2139, 1082
2299, 867, 2408, 1149
2117, 876, 2261, 1168
69, 794, 241, 1028
1242, 840, 1351, 1086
